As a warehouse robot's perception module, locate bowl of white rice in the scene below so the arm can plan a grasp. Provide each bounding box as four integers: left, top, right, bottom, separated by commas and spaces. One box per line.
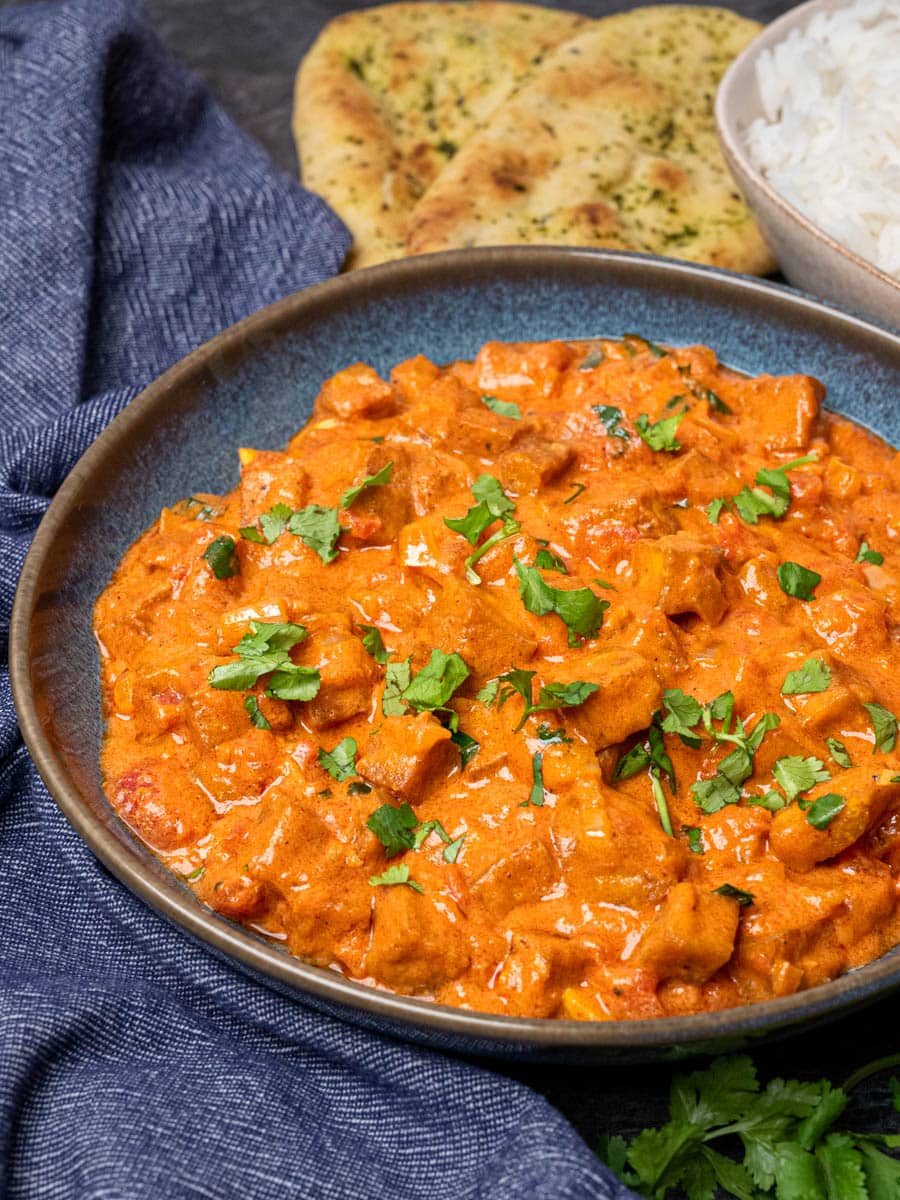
715, 0, 900, 330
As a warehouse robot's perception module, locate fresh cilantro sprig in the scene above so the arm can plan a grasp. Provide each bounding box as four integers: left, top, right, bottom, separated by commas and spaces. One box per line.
513, 556, 609, 646
240, 502, 343, 562
318, 737, 357, 782
598, 1053, 900, 1200
481, 394, 522, 419
369, 864, 423, 893
778, 561, 821, 601
782, 657, 831, 696
358, 624, 390, 664
381, 650, 470, 718
367, 802, 465, 864
594, 404, 631, 444
707, 454, 817, 527
865, 702, 899, 754
341, 462, 394, 509
202, 535, 239, 579
857, 542, 884, 566
635, 411, 685, 453
208, 622, 321, 703
444, 475, 521, 584
478, 668, 598, 733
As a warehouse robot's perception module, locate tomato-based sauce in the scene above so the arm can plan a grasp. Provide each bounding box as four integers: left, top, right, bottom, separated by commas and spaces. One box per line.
95, 336, 900, 1020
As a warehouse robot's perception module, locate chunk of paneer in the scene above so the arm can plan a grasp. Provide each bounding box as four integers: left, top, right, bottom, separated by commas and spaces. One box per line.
629, 533, 726, 625
489, 931, 592, 1018
357, 713, 457, 801
575, 792, 687, 906
559, 478, 677, 559
560, 649, 661, 750
367, 886, 469, 993
497, 434, 575, 493
389, 353, 440, 402
239, 451, 308, 524
315, 362, 396, 420
422, 578, 537, 685
736, 373, 822, 454
470, 840, 558, 918
111, 762, 211, 852
769, 769, 900, 872
187, 684, 256, 749
630, 882, 739, 985
806, 587, 890, 656
341, 447, 412, 545
301, 623, 380, 729
474, 339, 573, 402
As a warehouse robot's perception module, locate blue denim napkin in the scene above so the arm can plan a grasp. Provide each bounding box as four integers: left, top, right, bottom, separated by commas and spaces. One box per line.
0, 2, 634, 1196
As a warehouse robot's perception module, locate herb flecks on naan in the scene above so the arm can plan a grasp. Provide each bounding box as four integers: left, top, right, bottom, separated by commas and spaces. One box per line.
405, 6, 775, 275
293, 2, 586, 269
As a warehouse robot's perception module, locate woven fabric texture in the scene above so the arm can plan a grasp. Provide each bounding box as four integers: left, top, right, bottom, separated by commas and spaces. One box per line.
0, 2, 633, 1196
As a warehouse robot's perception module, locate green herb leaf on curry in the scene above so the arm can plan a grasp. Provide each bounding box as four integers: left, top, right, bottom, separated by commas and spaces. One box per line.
856, 541, 884, 565
318, 736, 358, 782
287, 504, 342, 563
358, 624, 391, 664
635, 411, 685, 453
781, 657, 832, 696
368, 863, 424, 893
865, 702, 899, 754
513, 555, 609, 646
341, 461, 394, 509
367, 802, 417, 857
244, 695, 272, 730
202, 535, 239, 579
481, 394, 522, 420
777, 561, 822, 601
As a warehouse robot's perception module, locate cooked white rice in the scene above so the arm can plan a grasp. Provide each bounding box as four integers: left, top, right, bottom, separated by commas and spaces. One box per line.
745, 0, 900, 279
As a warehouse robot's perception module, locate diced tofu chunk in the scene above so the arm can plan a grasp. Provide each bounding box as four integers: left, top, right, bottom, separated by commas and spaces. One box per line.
187, 684, 254, 748
357, 713, 457, 801
111, 762, 211, 851
422, 578, 537, 684
239, 452, 308, 523
497, 434, 575, 493
490, 931, 591, 1018
315, 363, 396, 420
629, 533, 726, 625
577, 792, 687, 906
630, 882, 739, 985
367, 886, 469, 993
471, 840, 558, 917
305, 635, 379, 729
736, 374, 822, 454
560, 649, 661, 750
769, 769, 900, 872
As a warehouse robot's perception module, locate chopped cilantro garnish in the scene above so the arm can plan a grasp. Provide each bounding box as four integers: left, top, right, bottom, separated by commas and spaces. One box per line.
484, 667, 598, 732
402, 649, 470, 711
748, 790, 788, 811
661, 688, 703, 748
563, 482, 586, 504
347, 781, 372, 795
513, 555, 609, 646
635, 411, 685, 453
704, 387, 732, 415
714, 883, 755, 906
525, 751, 545, 807
244, 695, 271, 730
450, 728, 479, 767
480, 394, 522, 419
682, 825, 704, 854
239, 502, 293, 546
692, 775, 741, 814
443, 835, 465, 863
777, 561, 821, 601
413, 818, 451, 850
772, 755, 830, 802
341, 462, 394, 509
534, 548, 567, 573
536, 724, 571, 744
208, 621, 320, 703
593, 404, 630, 443
367, 802, 417, 857
827, 737, 853, 769
444, 475, 520, 583
730, 453, 818, 526
358, 624, 390, 664
865, 702, 898, 753
781, 657, 832, 695
707, 498, 726, 524
622, 332, 667, 358
615, 742, 651, 780
382, 657, 412, 716
649, 767, 673, 836
318, 736, 358, 782
287, 505, 342, 563
186, 865, 205, 882
202, 535, 239, 579
856, 541, 884, 565
579, 350, 604, 370
369, 864, 423, 893
806, 792, 846, 830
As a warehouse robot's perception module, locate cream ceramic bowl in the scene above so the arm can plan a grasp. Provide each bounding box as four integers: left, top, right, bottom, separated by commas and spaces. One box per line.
715, 0, 900, 331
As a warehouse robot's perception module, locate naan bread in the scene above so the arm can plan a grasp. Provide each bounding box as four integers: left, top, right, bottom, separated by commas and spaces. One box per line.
404, 6, 776, 275
293, 2, 586, 268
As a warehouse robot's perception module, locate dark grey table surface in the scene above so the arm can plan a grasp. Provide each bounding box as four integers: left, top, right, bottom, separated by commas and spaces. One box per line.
143, 0, 898, 1161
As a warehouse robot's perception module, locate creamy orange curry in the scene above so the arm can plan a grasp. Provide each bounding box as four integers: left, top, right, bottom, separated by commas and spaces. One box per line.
95, 336, 900, 1020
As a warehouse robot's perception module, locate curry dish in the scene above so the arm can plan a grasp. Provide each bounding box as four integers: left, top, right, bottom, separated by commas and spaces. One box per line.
95, 336, 900, 1021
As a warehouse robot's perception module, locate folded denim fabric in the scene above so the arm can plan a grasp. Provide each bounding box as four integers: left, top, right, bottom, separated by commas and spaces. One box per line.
0, 1, 634, 1196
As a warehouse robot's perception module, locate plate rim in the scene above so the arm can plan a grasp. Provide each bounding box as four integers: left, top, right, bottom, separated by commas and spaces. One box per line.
10, 245, 900, 1051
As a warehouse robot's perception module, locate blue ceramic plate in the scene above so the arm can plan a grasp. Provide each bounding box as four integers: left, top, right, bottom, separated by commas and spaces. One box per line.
11, 248, 900, 1063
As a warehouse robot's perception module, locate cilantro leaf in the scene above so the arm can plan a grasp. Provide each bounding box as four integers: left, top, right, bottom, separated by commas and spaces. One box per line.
444, 474, 515, 545
318, 736, 358, 782
367, 802, 417, 857
782, 657, 832, 695
358, 624, 390, 664
536, 680, 599, 710
593, 404, 630, 443
481, 394, 522, 419
209, 621, 314, 695
534, 548, 567, 573
616, 742, 651, 780
730, 454, 817, 526
806, 792, 846, 830
202, 535, 239, 579
704, 387, 732, 415
827, 737, 853, 769
692, 775, 741, 814
525, 752, 545, 807
682, 826, 704, 854
341, 462, 394, 509
536, 724, 571, 744
817, 1134, 868, 1200
266, 665, 322, 702
402, 649, 470, 711
476, 679, 499, 705
856, 541, 884, 566
714, 883, 755, 906
369, 863, 423, 893
382, 657, 412, 716
707, 498, 726, 524
563, 482, 586, 505
622, 332, 667, 358
484, 668, 597, 732
661, 688, 703, 748
865, 702, 898, 753
443, 835, 465, 863
635, 410, 685, 452
773, 755, 831, 802
450, 727, 479, 767
287, 505, 342, 563
514, 555, 609, 645
777, 561, 822, 601
240, 502, 293, 546
244, 695, 271, 730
